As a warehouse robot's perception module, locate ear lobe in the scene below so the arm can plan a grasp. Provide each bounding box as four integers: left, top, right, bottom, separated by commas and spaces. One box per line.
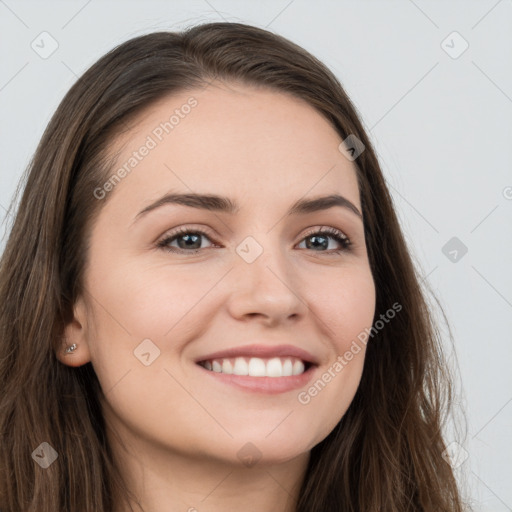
56, 298, 92, 367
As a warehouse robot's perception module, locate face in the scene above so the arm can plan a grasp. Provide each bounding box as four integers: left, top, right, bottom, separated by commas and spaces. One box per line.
60, 82, 376, 467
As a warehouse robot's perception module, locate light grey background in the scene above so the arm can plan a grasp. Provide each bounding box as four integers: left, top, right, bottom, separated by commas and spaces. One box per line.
1, 1, 511, 509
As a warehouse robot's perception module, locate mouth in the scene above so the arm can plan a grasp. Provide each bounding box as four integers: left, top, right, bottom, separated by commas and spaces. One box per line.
194, 344, 319, 394
197, 356, 314, 377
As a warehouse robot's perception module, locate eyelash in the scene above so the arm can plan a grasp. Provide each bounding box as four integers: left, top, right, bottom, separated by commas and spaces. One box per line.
156, 226, 352, 256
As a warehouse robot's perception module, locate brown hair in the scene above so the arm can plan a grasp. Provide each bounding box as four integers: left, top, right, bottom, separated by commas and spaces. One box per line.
0, 21, 466, 511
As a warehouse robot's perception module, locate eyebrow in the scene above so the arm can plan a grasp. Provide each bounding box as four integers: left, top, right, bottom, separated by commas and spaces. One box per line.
132, 191, 363, 225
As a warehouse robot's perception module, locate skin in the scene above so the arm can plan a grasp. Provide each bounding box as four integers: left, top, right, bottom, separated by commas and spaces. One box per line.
58, 81, 376, 512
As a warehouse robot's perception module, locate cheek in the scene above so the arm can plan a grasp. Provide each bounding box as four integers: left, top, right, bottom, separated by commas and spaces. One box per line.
295, 266, 375, 435
81, 257, 215, 398
86, 259, 216, 342
82, 261, 220, 448
308, 263, 376, 348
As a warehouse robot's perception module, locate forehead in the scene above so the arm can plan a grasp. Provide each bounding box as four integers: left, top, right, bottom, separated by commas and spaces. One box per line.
102, 82, 360, 215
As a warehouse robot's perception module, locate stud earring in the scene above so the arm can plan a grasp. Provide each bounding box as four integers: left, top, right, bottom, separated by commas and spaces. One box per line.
65, 343, 78, 354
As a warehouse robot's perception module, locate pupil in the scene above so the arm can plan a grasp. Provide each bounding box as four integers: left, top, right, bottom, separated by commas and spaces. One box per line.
307, 235, 327, 250
178, 233, 201, 249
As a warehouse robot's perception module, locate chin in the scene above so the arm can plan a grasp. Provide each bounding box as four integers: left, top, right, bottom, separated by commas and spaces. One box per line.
219, 427, 321, 467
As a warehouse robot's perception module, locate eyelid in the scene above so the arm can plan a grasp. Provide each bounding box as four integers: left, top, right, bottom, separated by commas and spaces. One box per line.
157, 224, 218, 244
301, 225, 349, 241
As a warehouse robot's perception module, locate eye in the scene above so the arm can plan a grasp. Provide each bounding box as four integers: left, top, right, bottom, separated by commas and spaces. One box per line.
296, 226, 351, 254
157, 227, 217, 254
157, 225, 352, 255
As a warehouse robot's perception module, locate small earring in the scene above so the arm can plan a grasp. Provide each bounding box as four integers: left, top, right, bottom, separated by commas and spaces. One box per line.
65, 343, 78, 354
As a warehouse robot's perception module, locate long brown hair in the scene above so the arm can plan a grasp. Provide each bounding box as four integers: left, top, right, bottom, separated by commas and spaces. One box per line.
0, 22, 466, 511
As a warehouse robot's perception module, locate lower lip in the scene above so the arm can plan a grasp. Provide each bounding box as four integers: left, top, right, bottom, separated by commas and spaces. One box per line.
196, 363, 318, 394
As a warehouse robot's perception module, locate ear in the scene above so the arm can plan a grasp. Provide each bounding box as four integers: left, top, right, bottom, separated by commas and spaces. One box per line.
56, 295, 92, 367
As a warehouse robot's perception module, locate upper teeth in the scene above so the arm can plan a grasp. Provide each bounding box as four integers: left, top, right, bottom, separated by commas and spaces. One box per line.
200, 357, 306, 377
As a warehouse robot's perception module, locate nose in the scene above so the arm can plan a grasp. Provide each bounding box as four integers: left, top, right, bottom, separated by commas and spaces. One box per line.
224, 240, 307, 326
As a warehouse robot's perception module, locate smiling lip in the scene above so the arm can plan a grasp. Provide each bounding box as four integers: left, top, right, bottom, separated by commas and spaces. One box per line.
194, 344, 319, 365
197, 364, 318, 394
194, 344, 319, 395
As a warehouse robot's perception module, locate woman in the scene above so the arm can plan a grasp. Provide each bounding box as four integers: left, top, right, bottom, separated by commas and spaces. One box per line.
0, 21, 466, 511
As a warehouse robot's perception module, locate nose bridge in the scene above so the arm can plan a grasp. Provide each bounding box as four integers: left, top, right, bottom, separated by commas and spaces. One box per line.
236, 230, 286, 282
225, 231, 306, 322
